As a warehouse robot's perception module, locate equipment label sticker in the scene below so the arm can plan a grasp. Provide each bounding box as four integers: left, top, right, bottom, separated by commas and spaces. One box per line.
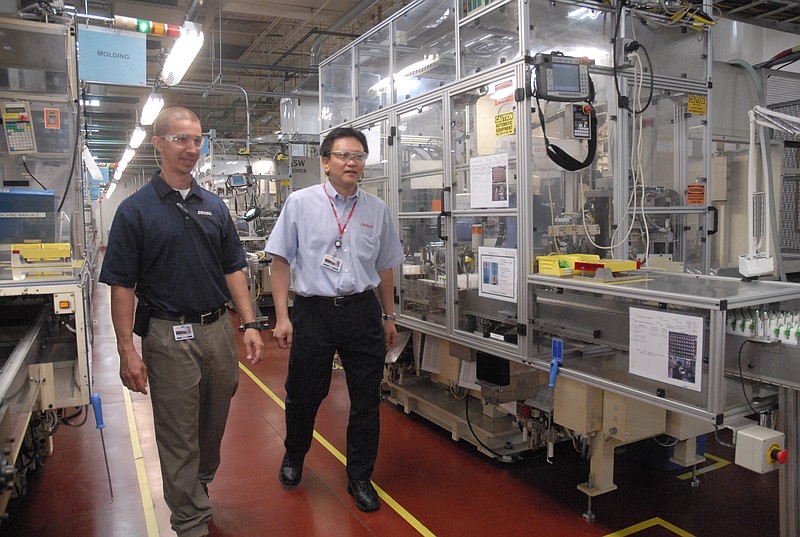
495, 112, 515, 136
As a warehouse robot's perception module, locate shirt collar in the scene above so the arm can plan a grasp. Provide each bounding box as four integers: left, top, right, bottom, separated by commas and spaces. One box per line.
324, 179, 360, 202
152, 171, 202, 200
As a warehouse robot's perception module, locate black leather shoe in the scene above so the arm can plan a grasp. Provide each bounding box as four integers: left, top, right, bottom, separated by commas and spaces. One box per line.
279, 455, 303, 488
347, 479, 380, 512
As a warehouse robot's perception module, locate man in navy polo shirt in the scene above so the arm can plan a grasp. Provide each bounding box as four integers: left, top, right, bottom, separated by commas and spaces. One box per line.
99, 107, 263, 537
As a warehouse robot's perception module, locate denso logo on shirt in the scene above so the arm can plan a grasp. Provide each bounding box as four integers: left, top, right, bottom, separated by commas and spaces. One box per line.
361, 223, 373, 229
198, 210, 213, 216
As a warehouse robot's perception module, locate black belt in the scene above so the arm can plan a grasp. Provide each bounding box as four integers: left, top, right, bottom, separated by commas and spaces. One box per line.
296, 290, 374, 307
150, 305, 228, 325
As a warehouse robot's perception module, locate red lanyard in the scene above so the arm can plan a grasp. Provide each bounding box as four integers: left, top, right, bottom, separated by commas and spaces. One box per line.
323, 183, 358, 247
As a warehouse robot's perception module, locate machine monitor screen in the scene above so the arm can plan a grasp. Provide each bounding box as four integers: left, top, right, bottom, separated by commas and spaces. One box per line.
533, 53, 592, 102
551, 62, 582, 93
229, 174, 247, 187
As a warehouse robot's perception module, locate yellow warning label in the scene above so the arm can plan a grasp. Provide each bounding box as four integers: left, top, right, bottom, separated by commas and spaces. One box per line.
687, 95, 706, 115
687, 184, 705, 205
495, 112, 515, 136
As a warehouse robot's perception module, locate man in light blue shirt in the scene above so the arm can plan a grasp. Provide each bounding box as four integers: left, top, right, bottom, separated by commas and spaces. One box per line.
266, 126, 404, 512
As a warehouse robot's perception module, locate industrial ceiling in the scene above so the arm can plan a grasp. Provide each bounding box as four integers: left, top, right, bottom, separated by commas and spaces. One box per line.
70, 0, 410, 167
5, 0, 800, 170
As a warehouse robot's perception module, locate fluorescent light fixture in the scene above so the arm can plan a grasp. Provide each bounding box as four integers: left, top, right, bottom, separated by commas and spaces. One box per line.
159, 21, 204, 86
397, 54, 439, 78
120, 147, 136, 166
104, 182, 117, 200
129, 126, 147, 149
567, 7, 600, 20
113, 165, 124, 180
141, 92, 164, 126
367, 54, 439, 98
79, 98, 100, 107
252, 159, 275, 175
81, 146, 104, 183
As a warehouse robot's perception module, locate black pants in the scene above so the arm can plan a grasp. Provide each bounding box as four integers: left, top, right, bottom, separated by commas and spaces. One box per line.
284, 292, 386, 482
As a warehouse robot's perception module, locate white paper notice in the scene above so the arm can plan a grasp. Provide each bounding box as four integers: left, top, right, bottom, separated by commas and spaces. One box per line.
470, 152, 509, 208
478, 246, 517, 303
458, 360, 481, 391
629, 307, 704, 392
421, 335, 441, 374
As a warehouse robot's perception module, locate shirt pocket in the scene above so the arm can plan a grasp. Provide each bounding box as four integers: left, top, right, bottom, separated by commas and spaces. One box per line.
356, 230, 380, 264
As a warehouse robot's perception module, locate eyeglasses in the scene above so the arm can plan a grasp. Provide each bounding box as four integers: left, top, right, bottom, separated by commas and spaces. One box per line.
160, 134, 204, 148
330, 150, 368, 163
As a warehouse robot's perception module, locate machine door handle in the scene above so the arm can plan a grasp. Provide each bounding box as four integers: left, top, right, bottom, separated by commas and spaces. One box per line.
707, 205, 718, 236
436, 186, 451, 241
437, 210, 451, 241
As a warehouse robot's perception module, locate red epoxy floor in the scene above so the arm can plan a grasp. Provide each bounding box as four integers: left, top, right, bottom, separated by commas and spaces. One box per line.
0, 280, 779, 537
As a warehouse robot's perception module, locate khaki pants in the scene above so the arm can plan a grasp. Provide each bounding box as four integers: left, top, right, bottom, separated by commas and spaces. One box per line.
142, 316, 240, 537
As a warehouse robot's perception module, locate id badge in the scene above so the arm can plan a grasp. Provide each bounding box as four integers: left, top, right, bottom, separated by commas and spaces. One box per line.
322, 253, 343, 272
173, 324, 195, 341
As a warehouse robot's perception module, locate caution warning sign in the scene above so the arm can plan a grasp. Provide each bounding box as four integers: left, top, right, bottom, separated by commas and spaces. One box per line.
687, 184, 705, 205
687, 95, 706, 115
495, 112, 515, 136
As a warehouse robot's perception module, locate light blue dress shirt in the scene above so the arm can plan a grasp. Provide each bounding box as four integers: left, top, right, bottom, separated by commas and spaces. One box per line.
265, 180, 405, 297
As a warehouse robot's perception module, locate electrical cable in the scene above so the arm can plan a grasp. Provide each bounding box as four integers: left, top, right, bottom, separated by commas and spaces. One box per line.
56, 21, 79, 214
713, 424, 736, 448
21, 156, 48, 190
464, 397, 508, 459
652, 434, 679, 447
60, 404, 89, 427
737, 339, 760, 417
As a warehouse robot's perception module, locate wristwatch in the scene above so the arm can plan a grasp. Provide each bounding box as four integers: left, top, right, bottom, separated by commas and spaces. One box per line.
242, 321, 263, 331
382, 313, 397, 321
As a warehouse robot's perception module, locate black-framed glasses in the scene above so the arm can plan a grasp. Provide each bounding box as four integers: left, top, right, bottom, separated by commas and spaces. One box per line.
161, 134, 204, 148
330, 150, 368, 163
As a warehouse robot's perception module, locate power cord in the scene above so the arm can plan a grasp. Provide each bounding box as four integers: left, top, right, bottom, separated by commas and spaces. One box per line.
21, 155, 47, 190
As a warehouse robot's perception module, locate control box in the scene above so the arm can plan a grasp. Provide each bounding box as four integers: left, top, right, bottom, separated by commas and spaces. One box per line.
565, 103, 592, 139
532, 53, 592, 102
2, 101, 37, 154
735, 425, 787, 474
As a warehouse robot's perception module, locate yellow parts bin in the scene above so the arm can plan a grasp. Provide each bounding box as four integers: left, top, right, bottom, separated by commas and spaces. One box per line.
536, 254, 639, 277
537, 254, 600, 276
12, 242, 71, 263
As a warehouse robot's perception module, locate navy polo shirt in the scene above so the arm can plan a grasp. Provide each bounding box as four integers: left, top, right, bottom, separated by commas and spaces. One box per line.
99, 172, 246, 315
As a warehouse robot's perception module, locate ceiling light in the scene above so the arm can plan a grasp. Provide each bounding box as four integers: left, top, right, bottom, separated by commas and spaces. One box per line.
129, 126, 147, 149
159, 21, 204, 86
120, 147, 136, 166
367, 54, 439, 98
140, 92, 164, 126
81, 146, 104, 183
568, 7, 599, 20
104, 182, 117, 200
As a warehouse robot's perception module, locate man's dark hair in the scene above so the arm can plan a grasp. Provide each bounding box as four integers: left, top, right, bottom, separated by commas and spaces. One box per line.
320, 127, 368, 157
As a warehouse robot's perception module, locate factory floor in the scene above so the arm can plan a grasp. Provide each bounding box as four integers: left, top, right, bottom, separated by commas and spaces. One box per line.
0, 280, 781, 537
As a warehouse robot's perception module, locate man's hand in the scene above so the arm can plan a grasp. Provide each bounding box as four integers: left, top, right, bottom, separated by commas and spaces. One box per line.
243, 328, 265, 364
119, 344, 149, 394
383, 319, 397, 350
271, 318, 293, 349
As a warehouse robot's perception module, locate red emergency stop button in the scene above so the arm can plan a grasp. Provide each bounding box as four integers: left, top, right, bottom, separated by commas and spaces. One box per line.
582, 104, 593, 114
770, 446, 789, 465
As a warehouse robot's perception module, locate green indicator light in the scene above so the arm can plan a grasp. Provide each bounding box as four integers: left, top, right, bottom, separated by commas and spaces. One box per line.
137, 20, 152, 33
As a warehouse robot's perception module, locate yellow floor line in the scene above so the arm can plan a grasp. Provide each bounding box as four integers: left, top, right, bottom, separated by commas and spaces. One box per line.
604, 517, 695, 537
124, 387, 161, 537
677, 452, 730, 480
239, 363, 437, 537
